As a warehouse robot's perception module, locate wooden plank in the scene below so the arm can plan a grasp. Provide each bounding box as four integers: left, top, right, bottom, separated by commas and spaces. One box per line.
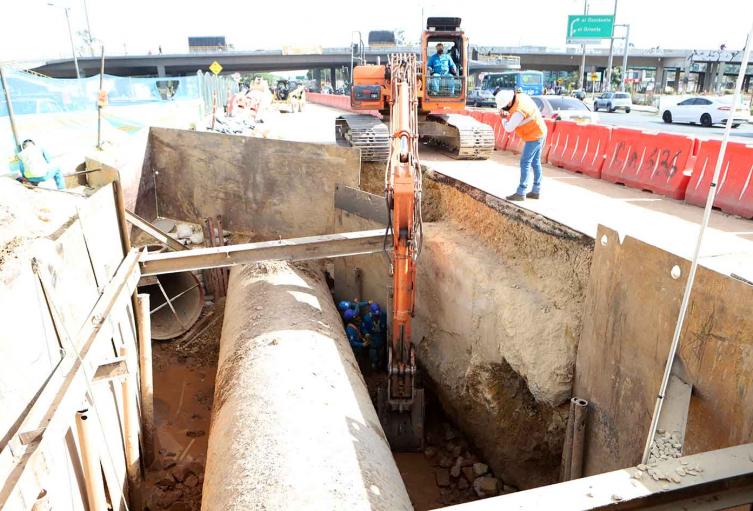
125, 210, 187, 252
0, 249, 141, 508
140, 229, 388, 276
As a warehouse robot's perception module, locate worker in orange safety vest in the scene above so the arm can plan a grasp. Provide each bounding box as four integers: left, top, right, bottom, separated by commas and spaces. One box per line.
496, 89, 547, 201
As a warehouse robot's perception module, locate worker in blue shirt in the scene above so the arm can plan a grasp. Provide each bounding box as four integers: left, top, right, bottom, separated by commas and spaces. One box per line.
361, 303, 386, 370
16, 139, 65, 190
343, 308, 370, 357
427, 43, 458, 95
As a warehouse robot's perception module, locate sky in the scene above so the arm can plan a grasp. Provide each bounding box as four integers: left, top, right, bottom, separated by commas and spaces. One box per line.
1, 0, 752, 63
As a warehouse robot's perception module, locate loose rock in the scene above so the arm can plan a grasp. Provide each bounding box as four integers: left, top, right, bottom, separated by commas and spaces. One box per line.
461, 466, 475, 483
473, 462, 488, 477
473, 476, 499, 497
436, 468, 452, 488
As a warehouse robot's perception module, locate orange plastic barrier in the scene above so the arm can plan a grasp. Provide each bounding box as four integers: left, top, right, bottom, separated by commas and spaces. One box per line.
601, 128, 696, 199
542, 118, 557, 163
547, 121, 611, 178
685, 139, 753, 218
480, 112, 503, 150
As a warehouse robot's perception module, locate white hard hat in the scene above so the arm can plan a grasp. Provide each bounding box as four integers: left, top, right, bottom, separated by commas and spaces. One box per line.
495, 89, 515, 109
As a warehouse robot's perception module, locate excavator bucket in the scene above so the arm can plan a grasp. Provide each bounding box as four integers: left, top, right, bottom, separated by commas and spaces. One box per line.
377, 386, 425, 451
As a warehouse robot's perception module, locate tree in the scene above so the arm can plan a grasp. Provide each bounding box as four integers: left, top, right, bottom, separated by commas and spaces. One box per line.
77, 30, 99, 56
610, 67, 622, 90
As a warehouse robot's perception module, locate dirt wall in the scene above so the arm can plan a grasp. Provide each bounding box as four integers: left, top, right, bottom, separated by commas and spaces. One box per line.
147, 127, 361, 238
335, 172, 593, 490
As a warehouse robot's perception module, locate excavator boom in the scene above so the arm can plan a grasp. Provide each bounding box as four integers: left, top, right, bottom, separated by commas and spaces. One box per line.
378, 54, 425, 451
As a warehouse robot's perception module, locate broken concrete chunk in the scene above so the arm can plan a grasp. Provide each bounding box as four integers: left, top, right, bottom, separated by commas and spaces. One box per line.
461, 466, 475, 483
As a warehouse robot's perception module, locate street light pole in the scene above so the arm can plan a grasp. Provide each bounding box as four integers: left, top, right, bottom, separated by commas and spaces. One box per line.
620, 24, 631, 92
604, 0, 618, 91
82, 0, 95, 56
578, 0, 589, 90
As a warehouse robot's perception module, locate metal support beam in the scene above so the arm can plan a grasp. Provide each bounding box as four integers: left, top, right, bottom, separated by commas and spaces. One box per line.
139, 229, 387, 276
440, 443, 753, 511
125, 210, 187, 252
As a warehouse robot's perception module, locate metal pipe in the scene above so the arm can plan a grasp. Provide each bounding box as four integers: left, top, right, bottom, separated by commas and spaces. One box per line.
136, 294, 155, 467
560, 398, 576, 482
569, 398, 589, 479
641, 20, 753, 465
0, 66, 20, 150
96, 46, 105, 149
75, 409, 108, 511
119, 345, 142, 509
139, 271, 203, 340
201, 262, 412, 510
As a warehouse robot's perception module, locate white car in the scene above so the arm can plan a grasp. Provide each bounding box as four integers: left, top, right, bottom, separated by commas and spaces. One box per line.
593, 92, 632, 113
531, 95, 599, 124
662, 96, 750, 128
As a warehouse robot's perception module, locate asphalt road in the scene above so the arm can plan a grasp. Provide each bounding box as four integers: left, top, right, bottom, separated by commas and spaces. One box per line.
593, 110, 753, 144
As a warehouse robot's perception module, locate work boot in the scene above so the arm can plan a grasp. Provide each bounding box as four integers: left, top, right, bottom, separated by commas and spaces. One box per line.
526, 191, 540, 199
506, 193, 526, 202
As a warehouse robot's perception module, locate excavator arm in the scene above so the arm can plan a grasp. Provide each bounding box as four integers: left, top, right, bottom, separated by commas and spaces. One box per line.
379, 53, 425, 451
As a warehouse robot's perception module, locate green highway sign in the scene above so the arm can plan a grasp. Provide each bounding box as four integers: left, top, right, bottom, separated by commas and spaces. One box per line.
567, 15, 615, 44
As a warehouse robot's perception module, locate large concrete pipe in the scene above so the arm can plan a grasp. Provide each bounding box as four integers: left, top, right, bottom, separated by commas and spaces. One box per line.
202, 262, 412, 511
138, 270, 204, 340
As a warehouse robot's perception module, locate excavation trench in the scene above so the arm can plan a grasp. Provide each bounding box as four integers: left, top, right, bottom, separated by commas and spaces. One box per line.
140, 160, 592, 511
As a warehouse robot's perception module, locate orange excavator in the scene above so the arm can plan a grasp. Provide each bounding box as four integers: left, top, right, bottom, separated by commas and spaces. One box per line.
336, 17, 495, 161
377, 52, 425, 451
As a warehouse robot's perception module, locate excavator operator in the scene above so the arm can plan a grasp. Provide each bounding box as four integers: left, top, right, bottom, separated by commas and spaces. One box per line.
427, 43, 458, 95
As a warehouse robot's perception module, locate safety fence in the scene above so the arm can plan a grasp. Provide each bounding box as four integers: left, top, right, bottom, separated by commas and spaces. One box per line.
463, 109, 753, 219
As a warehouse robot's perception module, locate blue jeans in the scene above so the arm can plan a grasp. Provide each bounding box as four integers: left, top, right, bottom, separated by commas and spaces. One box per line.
430, 74, 455, 95
27, 167, 65, 190
517, 138, 544, 196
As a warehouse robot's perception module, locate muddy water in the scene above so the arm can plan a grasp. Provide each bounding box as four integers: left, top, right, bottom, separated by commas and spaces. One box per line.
143, 306, 222, 511
394, 453, 444, 510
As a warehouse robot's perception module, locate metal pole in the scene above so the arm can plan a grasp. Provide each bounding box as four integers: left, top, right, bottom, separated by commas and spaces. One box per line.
0, 66, 20, 150
63, 7, 81, 79
641, 21, 753, 465
82, 0, 94, 56
136, 294, 155, 467
578, 0, 588, 90
96, 46, 104, 149
604, 0, 618, 91
75, 409, 108, 511
620, 24, 630, 92
120, 344, 143, 508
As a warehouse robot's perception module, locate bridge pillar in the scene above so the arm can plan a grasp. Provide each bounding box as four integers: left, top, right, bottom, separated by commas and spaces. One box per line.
330, 67, 337, 88
655, 61, 665, 93
156, 64, 166, 77
313, 68, 322, 88
714, 61, 726, 92
673, 69, 681, 92
702, 63, 716, 93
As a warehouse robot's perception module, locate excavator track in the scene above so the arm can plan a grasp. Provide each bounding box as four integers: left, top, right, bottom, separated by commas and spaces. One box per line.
335, 114, 390, 162
421, 113, 495, 160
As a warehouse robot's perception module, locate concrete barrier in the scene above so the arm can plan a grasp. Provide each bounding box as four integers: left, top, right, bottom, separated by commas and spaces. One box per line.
547, 121, 611, 178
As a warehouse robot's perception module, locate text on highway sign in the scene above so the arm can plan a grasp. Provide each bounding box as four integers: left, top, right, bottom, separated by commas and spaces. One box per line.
567, 15, 614, 44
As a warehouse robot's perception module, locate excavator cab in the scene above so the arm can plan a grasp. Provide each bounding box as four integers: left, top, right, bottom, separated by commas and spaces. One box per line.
421, 17, 468, 112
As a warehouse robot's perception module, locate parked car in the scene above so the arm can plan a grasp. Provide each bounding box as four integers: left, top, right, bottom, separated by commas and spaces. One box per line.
593, 92, 632, 113
467, 88, 496, 108
531, 95, 599, 123
662, 96, 751, 128
570, 89, 586, 100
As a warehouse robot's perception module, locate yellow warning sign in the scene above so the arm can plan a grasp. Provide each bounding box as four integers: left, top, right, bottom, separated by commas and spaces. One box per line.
209, 61, 223, 75
589, 72, 600, 82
